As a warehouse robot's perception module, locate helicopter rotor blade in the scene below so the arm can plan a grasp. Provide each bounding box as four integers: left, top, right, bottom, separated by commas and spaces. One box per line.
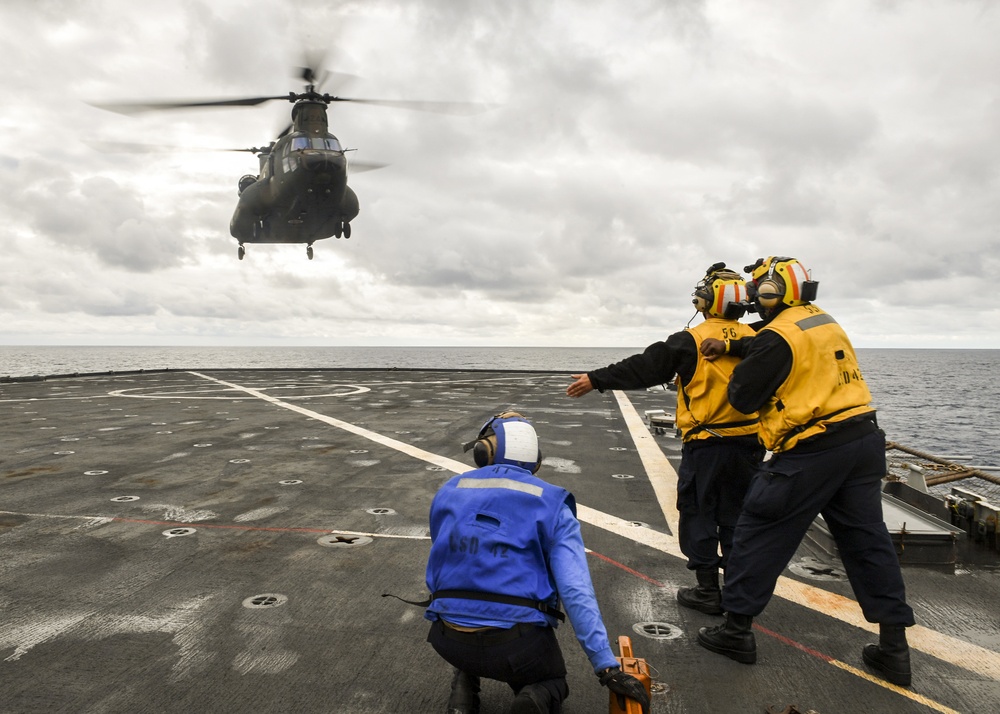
316, 70, 362, 93
296, 53, 361, 94
329, 97, 496, 116
299, 65, 320, 86
90, 96, 292, 116
347, 159, 389, 174
84, 139, 263, 154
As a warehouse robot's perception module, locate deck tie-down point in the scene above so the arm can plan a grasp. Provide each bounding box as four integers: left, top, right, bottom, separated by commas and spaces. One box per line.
632, 622, 682, 640
242, 593, 288, 609
318, 534, 374, 548
162, 527, 196, 538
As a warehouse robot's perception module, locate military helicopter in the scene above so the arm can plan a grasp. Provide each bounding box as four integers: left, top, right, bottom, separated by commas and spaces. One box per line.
94, 66, 485, 260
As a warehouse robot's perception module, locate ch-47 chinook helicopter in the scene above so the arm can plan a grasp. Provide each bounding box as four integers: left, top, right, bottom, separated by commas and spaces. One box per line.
94, 66, 485, 260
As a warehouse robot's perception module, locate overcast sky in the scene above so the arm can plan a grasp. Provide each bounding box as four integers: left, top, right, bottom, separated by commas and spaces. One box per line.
1, 0, 998, 348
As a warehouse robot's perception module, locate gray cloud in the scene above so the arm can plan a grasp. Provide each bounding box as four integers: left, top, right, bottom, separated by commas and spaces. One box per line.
0, 0, 998, 347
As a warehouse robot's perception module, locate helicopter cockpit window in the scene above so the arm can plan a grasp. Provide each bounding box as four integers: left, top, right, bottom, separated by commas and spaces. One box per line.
289, 135, 342, 152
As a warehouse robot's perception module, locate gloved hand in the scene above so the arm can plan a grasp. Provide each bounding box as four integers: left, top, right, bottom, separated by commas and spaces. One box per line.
598, 667, 651, 714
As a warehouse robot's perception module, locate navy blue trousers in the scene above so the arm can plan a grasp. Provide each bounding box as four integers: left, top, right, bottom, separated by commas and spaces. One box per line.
427, 620, 569, 706
721, 429, 915, 625
677, 438, 764, 571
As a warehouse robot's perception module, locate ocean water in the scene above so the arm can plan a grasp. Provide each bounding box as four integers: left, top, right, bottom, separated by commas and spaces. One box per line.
1, 345, 997, 467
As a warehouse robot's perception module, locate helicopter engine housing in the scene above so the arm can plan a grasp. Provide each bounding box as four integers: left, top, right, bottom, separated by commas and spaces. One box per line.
238, 175, 258, 196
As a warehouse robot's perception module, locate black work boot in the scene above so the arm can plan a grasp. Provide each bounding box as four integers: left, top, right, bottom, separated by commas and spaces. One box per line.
697, 612, 756, 664
862, 624, 912, 687
446, 668, 481, 714
677, 568, 723, 615
509, 682, 553, 714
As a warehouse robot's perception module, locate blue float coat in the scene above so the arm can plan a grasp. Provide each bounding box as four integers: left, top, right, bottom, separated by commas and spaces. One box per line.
425, 464, 618, 672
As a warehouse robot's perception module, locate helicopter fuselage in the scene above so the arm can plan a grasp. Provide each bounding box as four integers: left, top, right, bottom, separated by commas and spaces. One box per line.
230, 130, 359, 246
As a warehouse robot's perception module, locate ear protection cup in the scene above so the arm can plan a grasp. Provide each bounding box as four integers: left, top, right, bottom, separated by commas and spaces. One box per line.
748, 256, 817, 309
473, 435, 497, 467
467, 411, 541, 472
755, 277, 784, 308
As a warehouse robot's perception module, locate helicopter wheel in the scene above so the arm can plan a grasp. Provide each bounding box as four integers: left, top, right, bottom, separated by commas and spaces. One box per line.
307, 245, 314, 260
343, 222, 352, 239
238, 245, 245, 260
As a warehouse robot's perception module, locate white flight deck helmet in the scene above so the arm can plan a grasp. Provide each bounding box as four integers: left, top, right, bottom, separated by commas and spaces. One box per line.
463, 411, 542, 473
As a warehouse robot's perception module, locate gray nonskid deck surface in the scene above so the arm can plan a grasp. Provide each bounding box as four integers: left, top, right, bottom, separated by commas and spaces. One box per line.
1, 369, 998, 714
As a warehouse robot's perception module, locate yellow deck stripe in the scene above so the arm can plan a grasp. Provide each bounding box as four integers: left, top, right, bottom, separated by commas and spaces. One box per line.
190, 372, 1000, 688
609, 389, 1000, 687
827, 660, 961, 714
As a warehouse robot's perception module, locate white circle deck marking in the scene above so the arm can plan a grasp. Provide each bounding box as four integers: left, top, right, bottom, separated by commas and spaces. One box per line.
108, 383, 370, 401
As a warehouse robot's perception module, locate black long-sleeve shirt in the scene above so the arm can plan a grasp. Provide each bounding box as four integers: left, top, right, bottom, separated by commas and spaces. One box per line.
588, 331, 698, 392
726, 331, 793, 414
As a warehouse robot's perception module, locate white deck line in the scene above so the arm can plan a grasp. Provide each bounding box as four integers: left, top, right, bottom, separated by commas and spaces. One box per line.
190, 371, 1000, 686
611, 390, 680, 533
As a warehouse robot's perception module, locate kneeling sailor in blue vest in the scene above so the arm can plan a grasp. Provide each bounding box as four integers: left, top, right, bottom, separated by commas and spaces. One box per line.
425, 412, 650, 714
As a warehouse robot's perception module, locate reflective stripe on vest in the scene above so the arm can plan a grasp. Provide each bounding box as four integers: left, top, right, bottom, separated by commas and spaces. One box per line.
456, 477, 544, 497
758, 305, 873, 452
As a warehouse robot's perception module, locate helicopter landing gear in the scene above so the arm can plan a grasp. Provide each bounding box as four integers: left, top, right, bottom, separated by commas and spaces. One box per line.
306, 245, 314, 260
238, 244, 245, 260
343, 222, 352, 239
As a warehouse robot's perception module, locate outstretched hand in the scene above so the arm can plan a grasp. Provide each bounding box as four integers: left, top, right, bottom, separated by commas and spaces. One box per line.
566, 373, 594, 398
599, 668, 651, 714
700, 338, 726, 362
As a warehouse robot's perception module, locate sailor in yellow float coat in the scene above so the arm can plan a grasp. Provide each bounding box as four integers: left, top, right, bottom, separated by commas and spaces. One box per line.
696, 256, 915, 688
567, 263, 764, 615
753, 302, 875, 452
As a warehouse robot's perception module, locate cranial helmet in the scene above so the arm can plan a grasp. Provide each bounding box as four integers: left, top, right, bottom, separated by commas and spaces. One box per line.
692, 262, 749, 319
745, 256, 818, 309
463, 411, 542, 473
